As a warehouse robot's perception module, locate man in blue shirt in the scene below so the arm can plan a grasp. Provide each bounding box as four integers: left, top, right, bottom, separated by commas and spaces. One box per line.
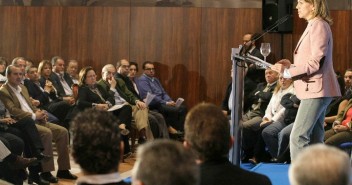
137, 61, 187, 134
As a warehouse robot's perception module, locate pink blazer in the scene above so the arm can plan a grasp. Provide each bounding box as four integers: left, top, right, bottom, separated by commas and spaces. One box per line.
289, 17, 341, 100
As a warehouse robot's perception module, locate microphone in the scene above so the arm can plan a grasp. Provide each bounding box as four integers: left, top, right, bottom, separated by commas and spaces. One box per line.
239, 14, 292, 56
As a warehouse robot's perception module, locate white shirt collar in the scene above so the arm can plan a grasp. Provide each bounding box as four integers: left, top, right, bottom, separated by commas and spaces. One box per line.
8, 83, 22, 93
76, 172, 124, 185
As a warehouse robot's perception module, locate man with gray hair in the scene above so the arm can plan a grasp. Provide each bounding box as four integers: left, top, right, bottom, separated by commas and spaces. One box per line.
132, 139, 199, 185
289, 144, 351, 185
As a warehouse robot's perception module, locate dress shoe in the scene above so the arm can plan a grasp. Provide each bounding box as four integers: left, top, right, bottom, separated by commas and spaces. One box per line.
248, 157, 258, 165
28, 173, 50, 185
169, 131, 184, 141
56, 170, 78, 180
123, 152, 132, 160
270, 158, 278, 163
40, 172, 58, 183
36, 153, 51, 162
11, 156, 38, 169
138, 137, 146, 144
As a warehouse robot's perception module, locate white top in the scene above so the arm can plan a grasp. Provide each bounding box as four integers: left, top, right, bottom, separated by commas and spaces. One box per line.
263, 84, 295, 123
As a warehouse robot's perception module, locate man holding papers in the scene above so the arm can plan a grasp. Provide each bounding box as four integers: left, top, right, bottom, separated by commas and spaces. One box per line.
137, 61, 187, 135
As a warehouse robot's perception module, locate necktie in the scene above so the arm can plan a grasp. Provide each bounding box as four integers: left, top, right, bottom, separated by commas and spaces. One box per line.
252, 84, 270, 111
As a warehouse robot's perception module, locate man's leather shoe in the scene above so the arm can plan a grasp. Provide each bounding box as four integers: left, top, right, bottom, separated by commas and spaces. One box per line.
138, 137, 147, 144
28, 173, 50, 185
11, 156, 38, 169
57, 170, 78, 180
40, 172, 59, 183
36, 153, 51, 162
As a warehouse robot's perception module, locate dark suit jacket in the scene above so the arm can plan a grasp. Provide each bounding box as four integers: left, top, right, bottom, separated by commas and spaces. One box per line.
97, 78, 138, 105
49, 72, 74, 97
247, 82, 277, 116
246, 48, 266, 83
222, 78, 257, 115
76, 84, 115, 110
200, 157, 272, 185
115, 73, 141, 99
23, 79, 61, 106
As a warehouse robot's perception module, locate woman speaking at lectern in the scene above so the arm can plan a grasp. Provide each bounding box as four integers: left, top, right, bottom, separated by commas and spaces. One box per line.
271, 0, 340, 160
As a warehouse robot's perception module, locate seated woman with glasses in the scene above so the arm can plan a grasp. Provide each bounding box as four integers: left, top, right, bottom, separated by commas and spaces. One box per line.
76, 66, 133, 157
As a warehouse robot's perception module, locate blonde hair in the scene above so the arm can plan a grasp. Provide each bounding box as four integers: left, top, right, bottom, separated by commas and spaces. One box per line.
305, 0, 333, 25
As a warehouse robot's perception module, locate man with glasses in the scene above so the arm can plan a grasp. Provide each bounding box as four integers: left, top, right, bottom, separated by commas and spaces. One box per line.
137, 61, 187, 135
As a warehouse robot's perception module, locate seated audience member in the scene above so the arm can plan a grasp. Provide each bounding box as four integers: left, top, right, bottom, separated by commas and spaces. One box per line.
246, 76, 294, 163
343, 68, 352, 96
132, 139, 198, 185
324, 69, 352, 129
76, 66, 132, 157
137, 61, 187, 133
12, 58, 61, 126
1, 90, 51, 185
66, 59, 79, 84
115, 60, 171, 139
0, 57, 7, 81
184, 103, 272, 185
24, 65, 73, 130
221, 67, 256, 117
0, 134, 38, 184
127, 61, 169, 139
241, 68, 278, 161
98, 64, 152, 143
50, 56, 75, 98
289, 144, 351, 185
72, 109, 130, 185
262, 93, 300, 163
0, 65, 76, 183
324, 98, 352, 146
38, 60, 76, 106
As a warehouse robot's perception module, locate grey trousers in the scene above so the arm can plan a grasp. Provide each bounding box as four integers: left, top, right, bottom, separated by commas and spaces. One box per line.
290, 97, 332, 161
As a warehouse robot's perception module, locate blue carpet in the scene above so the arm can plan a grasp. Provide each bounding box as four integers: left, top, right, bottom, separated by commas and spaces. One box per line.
249, 163, 290, 185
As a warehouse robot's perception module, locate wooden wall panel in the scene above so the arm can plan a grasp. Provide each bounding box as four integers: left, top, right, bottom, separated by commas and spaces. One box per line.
130, 7, 202, 108
0, 7, 351, 109
200, 8, 262, 105
61, 7, 130, 73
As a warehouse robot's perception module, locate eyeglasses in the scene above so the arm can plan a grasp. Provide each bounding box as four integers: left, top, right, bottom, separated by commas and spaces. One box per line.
145, 68, 155, 71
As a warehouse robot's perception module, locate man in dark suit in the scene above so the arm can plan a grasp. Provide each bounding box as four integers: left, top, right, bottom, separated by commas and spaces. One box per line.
24, 65, 73, 130
114, 60, 170, 139
184, 103, 272, 185
72, 109, 130, 185
243, 33, 266, 84
49, 56, 75, 100
241, 68, 278, 161
0, 65, 76, 183
0, 133, 38, 184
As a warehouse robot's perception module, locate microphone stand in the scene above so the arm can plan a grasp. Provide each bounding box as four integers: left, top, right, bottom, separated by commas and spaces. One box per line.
229, 15, 290, 166
229, 48, 244, 166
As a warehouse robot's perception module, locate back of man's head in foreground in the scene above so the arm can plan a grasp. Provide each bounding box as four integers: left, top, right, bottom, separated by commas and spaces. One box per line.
71, 109, 122, 174
184, 103, 231, 161
289, 144, 351, 185
132, 139, 199, 185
